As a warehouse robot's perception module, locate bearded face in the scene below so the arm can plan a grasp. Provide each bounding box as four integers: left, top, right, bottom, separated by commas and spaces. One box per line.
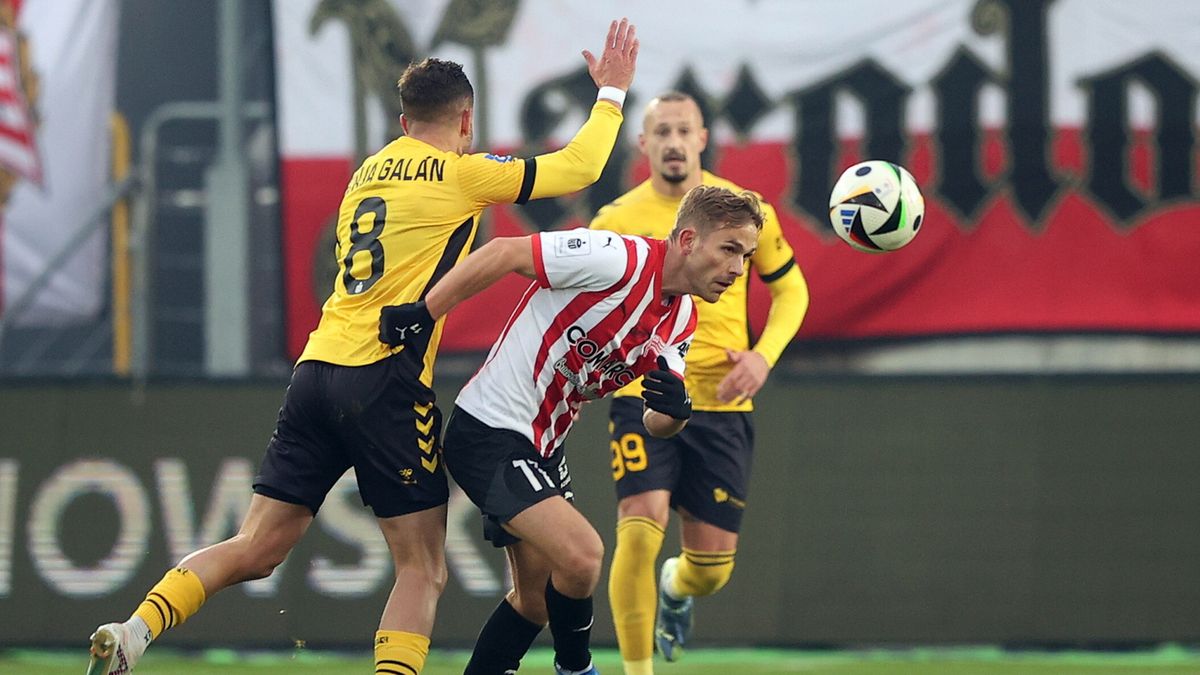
639, 99, 707, 188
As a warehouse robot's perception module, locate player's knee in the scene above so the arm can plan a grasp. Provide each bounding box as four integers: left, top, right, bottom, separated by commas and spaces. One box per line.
616, 496, 669, 525
394, 552, 449, 596
557, 536, 605, 594
234, 535, 290, 581
429, 559, 449, 595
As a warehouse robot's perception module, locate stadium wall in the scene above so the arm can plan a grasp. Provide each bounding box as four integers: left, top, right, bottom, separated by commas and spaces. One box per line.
1, 375, 1198, 648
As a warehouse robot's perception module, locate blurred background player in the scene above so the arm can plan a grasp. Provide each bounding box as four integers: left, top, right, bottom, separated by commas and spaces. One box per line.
380, 184, 764, 675
590, 92, 809, 674
85, 18, 638, 675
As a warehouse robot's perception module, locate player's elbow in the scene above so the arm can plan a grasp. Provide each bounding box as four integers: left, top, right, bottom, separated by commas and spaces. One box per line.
553, 150, 609, 190
560, 158, 606, 189
580, 159, 607, 185
490, 236, 536, 278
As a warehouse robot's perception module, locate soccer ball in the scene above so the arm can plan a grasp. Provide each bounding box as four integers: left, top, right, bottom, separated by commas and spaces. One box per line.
828, 160, 924, 253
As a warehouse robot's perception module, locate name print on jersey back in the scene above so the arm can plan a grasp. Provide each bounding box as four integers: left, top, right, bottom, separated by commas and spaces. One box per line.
344, 155, 447, 194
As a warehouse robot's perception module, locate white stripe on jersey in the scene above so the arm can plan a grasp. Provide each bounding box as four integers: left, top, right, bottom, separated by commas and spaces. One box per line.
456, 228, 695, 457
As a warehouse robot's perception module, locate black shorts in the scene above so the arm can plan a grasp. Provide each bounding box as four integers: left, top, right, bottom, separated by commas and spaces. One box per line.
442, 406, 574, 548
608, 396, 754, 533
253, 355, 449, 518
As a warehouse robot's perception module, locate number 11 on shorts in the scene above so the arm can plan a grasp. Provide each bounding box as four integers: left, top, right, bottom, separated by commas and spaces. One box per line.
512, 459, 555, 491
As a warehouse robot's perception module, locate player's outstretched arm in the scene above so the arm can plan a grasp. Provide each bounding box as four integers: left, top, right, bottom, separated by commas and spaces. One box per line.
378, 237, 535, 348
424, 236, 535, 318
523, 18, 639, 200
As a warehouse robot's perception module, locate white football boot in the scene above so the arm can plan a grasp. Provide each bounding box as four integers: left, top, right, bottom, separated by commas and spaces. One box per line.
86, 622, 147, 675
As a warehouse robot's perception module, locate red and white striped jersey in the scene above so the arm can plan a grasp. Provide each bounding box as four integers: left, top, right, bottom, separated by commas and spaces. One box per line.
456, 228, 697, 456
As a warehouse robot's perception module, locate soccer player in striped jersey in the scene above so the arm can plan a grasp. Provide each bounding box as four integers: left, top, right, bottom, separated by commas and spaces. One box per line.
379, 185, 765, 675
85, 19, 639, 675
591, 92, 809, 674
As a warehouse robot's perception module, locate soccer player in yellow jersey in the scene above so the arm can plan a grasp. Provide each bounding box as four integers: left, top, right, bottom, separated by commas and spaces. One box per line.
85, 18, 639, 675
591, 92, 809, 675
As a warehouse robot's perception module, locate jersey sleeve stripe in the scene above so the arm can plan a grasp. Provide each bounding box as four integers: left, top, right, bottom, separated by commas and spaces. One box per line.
515, 157, 537, 204
532, 234, 550, 288
759, 257, 795, 283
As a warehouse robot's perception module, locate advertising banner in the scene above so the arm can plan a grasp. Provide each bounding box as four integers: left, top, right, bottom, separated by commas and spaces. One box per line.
2, 379, 1199, 646
274, 0, 1200, 357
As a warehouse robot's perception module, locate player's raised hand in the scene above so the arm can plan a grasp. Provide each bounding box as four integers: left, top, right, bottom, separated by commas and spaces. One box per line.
582, 17, 639, 95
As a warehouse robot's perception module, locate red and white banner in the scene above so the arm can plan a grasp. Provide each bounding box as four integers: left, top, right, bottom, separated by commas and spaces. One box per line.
274, 0, 1200, 357
0, 0, 118, 326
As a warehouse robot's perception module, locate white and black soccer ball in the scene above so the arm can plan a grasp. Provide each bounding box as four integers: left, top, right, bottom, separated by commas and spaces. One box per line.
828, 160, 925, 253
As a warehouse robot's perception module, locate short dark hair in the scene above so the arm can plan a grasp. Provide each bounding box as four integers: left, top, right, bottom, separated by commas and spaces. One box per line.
672, 185, 765, 238
644, 91, 704, 126
397, 58, 474, 123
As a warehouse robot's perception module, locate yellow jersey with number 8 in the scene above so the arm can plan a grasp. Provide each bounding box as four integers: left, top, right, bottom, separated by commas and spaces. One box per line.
299, 101, 625, 389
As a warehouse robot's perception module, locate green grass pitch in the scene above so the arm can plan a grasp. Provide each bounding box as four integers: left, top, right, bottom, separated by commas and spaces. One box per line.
5, 645, 1200, 674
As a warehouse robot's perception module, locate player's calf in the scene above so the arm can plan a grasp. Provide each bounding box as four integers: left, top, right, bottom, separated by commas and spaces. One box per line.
671, 548, 735, 597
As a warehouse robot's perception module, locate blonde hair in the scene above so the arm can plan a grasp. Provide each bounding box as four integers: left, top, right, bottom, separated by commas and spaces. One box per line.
671, 185, 764, 239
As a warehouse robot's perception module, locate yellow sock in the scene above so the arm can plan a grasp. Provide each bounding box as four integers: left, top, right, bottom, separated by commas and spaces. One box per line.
621, 657, 655, 675
669, 548, 736, 598
131, 568, 207, 639
608, 516, 665, 669
375, 630, 429, 675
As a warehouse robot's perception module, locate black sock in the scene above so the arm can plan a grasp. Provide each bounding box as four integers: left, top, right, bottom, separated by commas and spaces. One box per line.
463, 599, 543, 675
545, 577, 593, 671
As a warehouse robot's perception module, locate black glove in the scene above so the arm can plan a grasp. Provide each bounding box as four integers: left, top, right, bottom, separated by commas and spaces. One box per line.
379, 301, 435, 347
642, 356, 691, 420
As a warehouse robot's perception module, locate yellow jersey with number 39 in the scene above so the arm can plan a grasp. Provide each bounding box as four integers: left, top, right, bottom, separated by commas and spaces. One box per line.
299, 100, 625, 389
589, 171, 807, 411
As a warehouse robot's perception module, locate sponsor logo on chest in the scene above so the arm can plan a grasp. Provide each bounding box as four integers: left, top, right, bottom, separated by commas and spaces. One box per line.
554, 325, 665, 397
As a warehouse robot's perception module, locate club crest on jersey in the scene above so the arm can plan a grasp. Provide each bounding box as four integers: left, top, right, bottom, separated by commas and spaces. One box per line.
553, 232, 592, 257
484, 153, 515, 163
